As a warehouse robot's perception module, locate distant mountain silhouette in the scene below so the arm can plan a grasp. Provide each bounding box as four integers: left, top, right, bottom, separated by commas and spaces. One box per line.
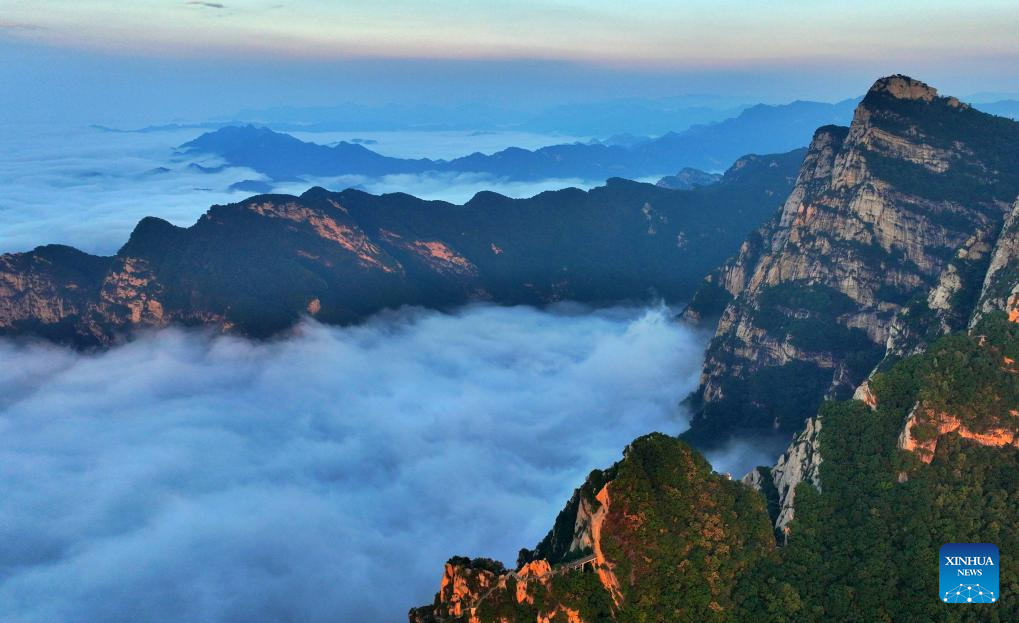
180, 99, 858, 182
972, 99, 1019, 120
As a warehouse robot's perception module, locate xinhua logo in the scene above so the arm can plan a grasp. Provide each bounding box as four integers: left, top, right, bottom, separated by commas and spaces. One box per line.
940, 543, 999, 604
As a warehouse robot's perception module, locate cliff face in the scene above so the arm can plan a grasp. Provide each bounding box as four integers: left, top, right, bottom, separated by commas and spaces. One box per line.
411, 434, 775, 623
972, 198, 1019, 326
685, 75, 1019, 442
0, 151, 803, 347
764, 417, 823, 535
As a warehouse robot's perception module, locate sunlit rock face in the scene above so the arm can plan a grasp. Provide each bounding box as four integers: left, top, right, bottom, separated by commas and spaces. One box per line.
0, 153, 803, 347
685, 75, 1019, 443
899, 409, 1019, 464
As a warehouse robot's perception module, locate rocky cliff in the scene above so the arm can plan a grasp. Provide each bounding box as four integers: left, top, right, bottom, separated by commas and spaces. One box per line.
684, 75, 1019, 443
972, 197, 1019, 326
0, 151, 803, 347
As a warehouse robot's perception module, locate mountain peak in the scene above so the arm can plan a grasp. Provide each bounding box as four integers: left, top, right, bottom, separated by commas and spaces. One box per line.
867, 74, 939, 102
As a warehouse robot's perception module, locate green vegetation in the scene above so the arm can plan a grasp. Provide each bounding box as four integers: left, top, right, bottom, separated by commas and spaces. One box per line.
757, 282, 858, 316
446, 556, 507, 576
754, 282, 883, 378
684, 280, 734, 321
919, 313, 1019, 430
736, 313, 1019, 621
601, 434, 775, 623
866, 90, 1019, 208
475, 434, 776, 623
688, 360, 835, 440
689, 281, 886, 438
431, 315, 1019, 622
865, 149, 1009, 212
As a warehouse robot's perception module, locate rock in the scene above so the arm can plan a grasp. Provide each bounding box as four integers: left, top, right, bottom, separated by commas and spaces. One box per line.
769, 417, 824, 536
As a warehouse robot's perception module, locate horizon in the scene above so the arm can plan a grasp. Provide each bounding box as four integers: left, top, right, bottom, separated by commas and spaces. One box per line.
3, 1, 1019, 125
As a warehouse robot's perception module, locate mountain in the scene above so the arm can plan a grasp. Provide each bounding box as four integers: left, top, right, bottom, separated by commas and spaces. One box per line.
412, 311, 1019, 622
682, 75, 1019, 445
0, 149, 804, 347
973, 99, 1019, 120
180, 99, 856, 183
410, 433, 776, 623
655, 168, 722, 190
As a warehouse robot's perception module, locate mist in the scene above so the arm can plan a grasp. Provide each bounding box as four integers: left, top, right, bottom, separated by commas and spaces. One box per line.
0, 303, 767, 622
0, 124, 611, 255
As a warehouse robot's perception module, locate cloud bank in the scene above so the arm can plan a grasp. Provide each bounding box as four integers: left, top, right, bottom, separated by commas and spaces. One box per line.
0, 304, 723, 622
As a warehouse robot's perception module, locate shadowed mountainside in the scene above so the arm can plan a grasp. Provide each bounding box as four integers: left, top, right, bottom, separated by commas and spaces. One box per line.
0, 149, 804, 347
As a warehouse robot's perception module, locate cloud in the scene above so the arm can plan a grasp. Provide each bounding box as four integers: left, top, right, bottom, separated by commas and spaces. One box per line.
185, 1, 226, 9
0, 125, 604, 255
0, 20, 45, 33
0, 304, 718, 622
704, 434, 792, 479
0, 125, 259, 255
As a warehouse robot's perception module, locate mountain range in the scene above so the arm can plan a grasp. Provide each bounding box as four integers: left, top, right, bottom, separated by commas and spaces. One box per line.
4, 73, 1019, 622
180, 99, 859, 182
0, 149, 803, 347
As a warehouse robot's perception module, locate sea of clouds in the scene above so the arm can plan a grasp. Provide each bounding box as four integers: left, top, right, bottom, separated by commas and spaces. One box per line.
0, 303, 788, 623
0, 123, 784, 622
0, 124, 611, 256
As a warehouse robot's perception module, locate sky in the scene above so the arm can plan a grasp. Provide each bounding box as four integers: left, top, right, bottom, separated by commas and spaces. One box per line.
2, 0, 1018, 125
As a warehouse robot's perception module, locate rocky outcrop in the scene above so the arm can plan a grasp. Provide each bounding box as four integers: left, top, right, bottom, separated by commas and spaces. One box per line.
686, 75, 1019, 443
972, 198, 1019, 326
899, 407, 1019, 463
760, 417, 824, 536
409, 559, 506, 623
0, 152, 804, 347
408, 552, 585, 623
0, 245, 113, 344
